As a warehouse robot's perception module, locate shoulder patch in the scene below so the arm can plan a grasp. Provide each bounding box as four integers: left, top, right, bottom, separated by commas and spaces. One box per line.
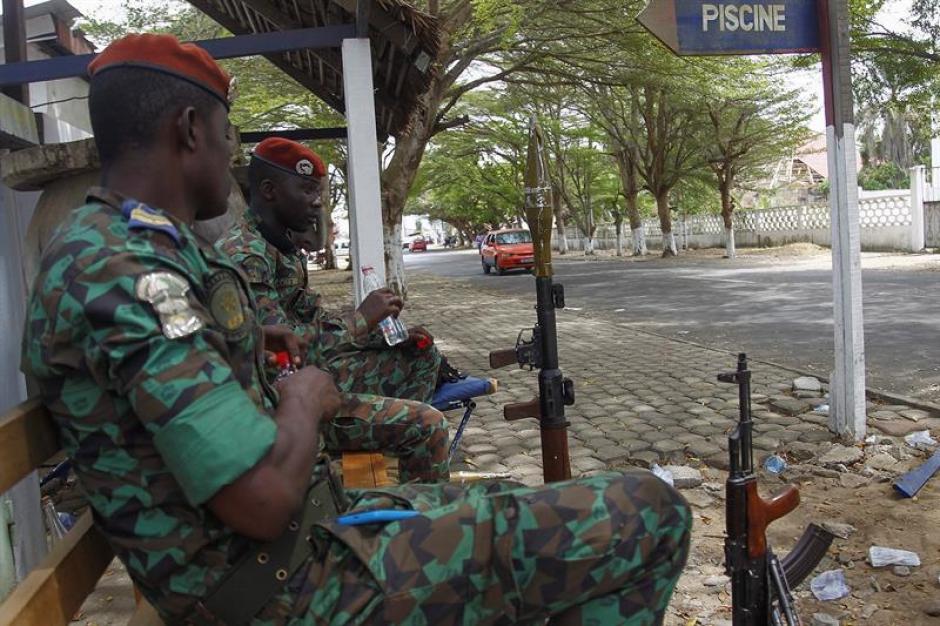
135, 272, 204, 339
121, 200, 181, 246
239, 255, 271, 284
206, 270, 248, 338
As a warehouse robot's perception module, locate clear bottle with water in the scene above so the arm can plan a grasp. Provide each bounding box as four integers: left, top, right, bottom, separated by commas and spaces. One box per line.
361, 266, 408, 346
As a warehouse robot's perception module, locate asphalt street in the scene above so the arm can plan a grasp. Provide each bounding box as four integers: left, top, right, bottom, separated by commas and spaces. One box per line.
404, 248, 940, 404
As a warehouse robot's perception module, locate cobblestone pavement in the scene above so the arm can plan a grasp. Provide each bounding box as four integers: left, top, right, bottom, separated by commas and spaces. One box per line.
318, 269, 939, 485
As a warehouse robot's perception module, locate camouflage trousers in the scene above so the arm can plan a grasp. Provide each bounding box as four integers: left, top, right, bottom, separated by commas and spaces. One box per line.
306, 322, 443, 403
253, 471, 691, 626
321, 393, 450, 483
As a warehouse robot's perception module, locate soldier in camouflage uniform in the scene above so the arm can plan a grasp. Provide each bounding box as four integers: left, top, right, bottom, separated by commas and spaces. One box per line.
23, 34, 691, 626
217, 139, 448, 481
217, 139, 443, 404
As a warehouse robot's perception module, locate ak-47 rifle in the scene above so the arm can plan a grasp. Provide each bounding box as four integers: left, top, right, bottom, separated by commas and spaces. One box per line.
489, 117, 574, 484
719, 354, 836, 626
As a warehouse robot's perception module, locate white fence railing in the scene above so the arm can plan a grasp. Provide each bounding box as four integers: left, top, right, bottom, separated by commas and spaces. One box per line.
556, 188, 924, 253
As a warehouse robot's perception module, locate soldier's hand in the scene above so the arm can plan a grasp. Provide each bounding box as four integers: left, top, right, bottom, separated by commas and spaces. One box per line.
357, 289, 403, 329
262, 325, 308, 367
276, 366, 341, 422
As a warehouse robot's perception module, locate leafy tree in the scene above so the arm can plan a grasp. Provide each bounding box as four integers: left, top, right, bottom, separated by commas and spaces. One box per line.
695, 60, 811, 258
858, 161, 910, 189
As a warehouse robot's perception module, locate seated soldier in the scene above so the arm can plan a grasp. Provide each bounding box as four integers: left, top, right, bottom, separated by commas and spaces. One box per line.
218, 140, 459, 404
23, 34, 691, 626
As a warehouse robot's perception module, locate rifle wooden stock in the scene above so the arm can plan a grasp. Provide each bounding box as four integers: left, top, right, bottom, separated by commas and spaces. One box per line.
541, 427, 571, 483
746, 483, 800, 559
489, 348, 518, 370
504, 399, 539, 421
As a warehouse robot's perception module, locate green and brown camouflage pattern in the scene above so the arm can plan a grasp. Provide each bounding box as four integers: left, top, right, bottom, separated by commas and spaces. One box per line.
326, 394, 449, 483
252, 471, 691, 625
24, 190, 691, 626
217, 208, 442, 403
217, 209, 327, 328
22, 189, 281, 620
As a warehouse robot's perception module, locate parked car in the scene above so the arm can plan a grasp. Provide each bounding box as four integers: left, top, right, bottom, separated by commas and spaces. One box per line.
410, 236, 428, 252
479, 229, 534, 275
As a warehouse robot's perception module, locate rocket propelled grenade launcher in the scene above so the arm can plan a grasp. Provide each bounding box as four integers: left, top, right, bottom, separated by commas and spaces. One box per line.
488, 116, 574, 484
719, 353, 836, 626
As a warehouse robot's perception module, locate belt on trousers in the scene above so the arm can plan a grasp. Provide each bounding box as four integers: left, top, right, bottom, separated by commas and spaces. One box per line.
188, 469, 347, 626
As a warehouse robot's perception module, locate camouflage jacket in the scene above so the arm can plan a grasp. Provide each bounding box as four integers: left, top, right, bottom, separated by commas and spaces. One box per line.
22, 189, 280, 621
217, 209, 374, 357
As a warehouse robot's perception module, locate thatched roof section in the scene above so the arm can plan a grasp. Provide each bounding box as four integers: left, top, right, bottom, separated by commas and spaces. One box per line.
189, 0, 441, 138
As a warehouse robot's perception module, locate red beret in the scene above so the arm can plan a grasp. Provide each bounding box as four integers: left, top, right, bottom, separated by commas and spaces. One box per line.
252, 137, 327, 179
88, 33, 231, 107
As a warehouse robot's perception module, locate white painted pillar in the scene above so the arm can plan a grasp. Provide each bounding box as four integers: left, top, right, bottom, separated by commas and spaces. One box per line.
0, 184, 46, 593
910, 165, 926, 252
822, 0, 866, 441
342, 38, 384, 305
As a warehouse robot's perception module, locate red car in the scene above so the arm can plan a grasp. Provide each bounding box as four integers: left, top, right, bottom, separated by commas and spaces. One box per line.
409, 236, 428, 252
480, 229, 534, 275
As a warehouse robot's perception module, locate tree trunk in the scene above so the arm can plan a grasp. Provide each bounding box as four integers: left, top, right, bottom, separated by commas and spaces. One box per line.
322, 174, 337, 270
552, 183, 568, 254
656, 191, 676, 257
382, 128, 430, 298
614, 148, 644, 255
383, 220, 405, 291
720, 182, 736, 259
631, 226, 647, 256
613, 213, 624, 256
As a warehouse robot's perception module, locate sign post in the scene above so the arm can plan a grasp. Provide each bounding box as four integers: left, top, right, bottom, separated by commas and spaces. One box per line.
637, 0, 867, 440
817, 0, 866, 440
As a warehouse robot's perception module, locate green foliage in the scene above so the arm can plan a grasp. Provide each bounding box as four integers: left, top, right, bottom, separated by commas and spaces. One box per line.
858, 162, 910, 190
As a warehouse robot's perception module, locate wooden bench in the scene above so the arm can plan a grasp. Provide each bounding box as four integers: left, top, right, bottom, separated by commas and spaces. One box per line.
0, 398, 461, 623
0, 399, 163, 626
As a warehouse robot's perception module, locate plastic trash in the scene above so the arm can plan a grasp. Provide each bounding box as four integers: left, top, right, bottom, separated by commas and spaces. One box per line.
763, 455, 787, 475
810, 569, 850, 601
904, 430, 937, 448
650, 464, 674, 487
869, 546, 920, 567
814, 404, 830, 415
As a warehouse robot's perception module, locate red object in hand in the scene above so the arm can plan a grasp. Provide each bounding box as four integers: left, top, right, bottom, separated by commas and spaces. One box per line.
415, 336, 432, 350
275, 351, 291, 369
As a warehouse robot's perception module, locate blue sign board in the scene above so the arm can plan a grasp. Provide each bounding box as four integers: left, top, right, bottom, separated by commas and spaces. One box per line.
638, 0, 821, 56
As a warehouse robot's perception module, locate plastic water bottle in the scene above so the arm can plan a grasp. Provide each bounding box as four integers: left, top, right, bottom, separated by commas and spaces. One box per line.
361, 266, 408, 346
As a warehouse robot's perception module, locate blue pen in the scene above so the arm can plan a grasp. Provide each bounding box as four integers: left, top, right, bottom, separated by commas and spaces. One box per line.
336, 509, 420, 526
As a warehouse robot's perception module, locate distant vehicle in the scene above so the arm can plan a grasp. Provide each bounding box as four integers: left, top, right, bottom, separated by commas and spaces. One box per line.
410, 236, 428, 252
334, 239, 350, 258
479, 229, 534, 275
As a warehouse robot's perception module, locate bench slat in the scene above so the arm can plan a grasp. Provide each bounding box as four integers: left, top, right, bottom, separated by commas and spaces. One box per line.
342, 452, 392, 488
0, 513, 113, 626
0, 398, 60, 494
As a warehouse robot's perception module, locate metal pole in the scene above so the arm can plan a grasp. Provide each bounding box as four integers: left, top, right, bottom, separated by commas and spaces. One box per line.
818, 0, 866, 440
1, 0, 28, 104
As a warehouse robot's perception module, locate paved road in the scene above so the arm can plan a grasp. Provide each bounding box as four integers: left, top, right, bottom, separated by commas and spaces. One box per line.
404, 248, 940, 404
